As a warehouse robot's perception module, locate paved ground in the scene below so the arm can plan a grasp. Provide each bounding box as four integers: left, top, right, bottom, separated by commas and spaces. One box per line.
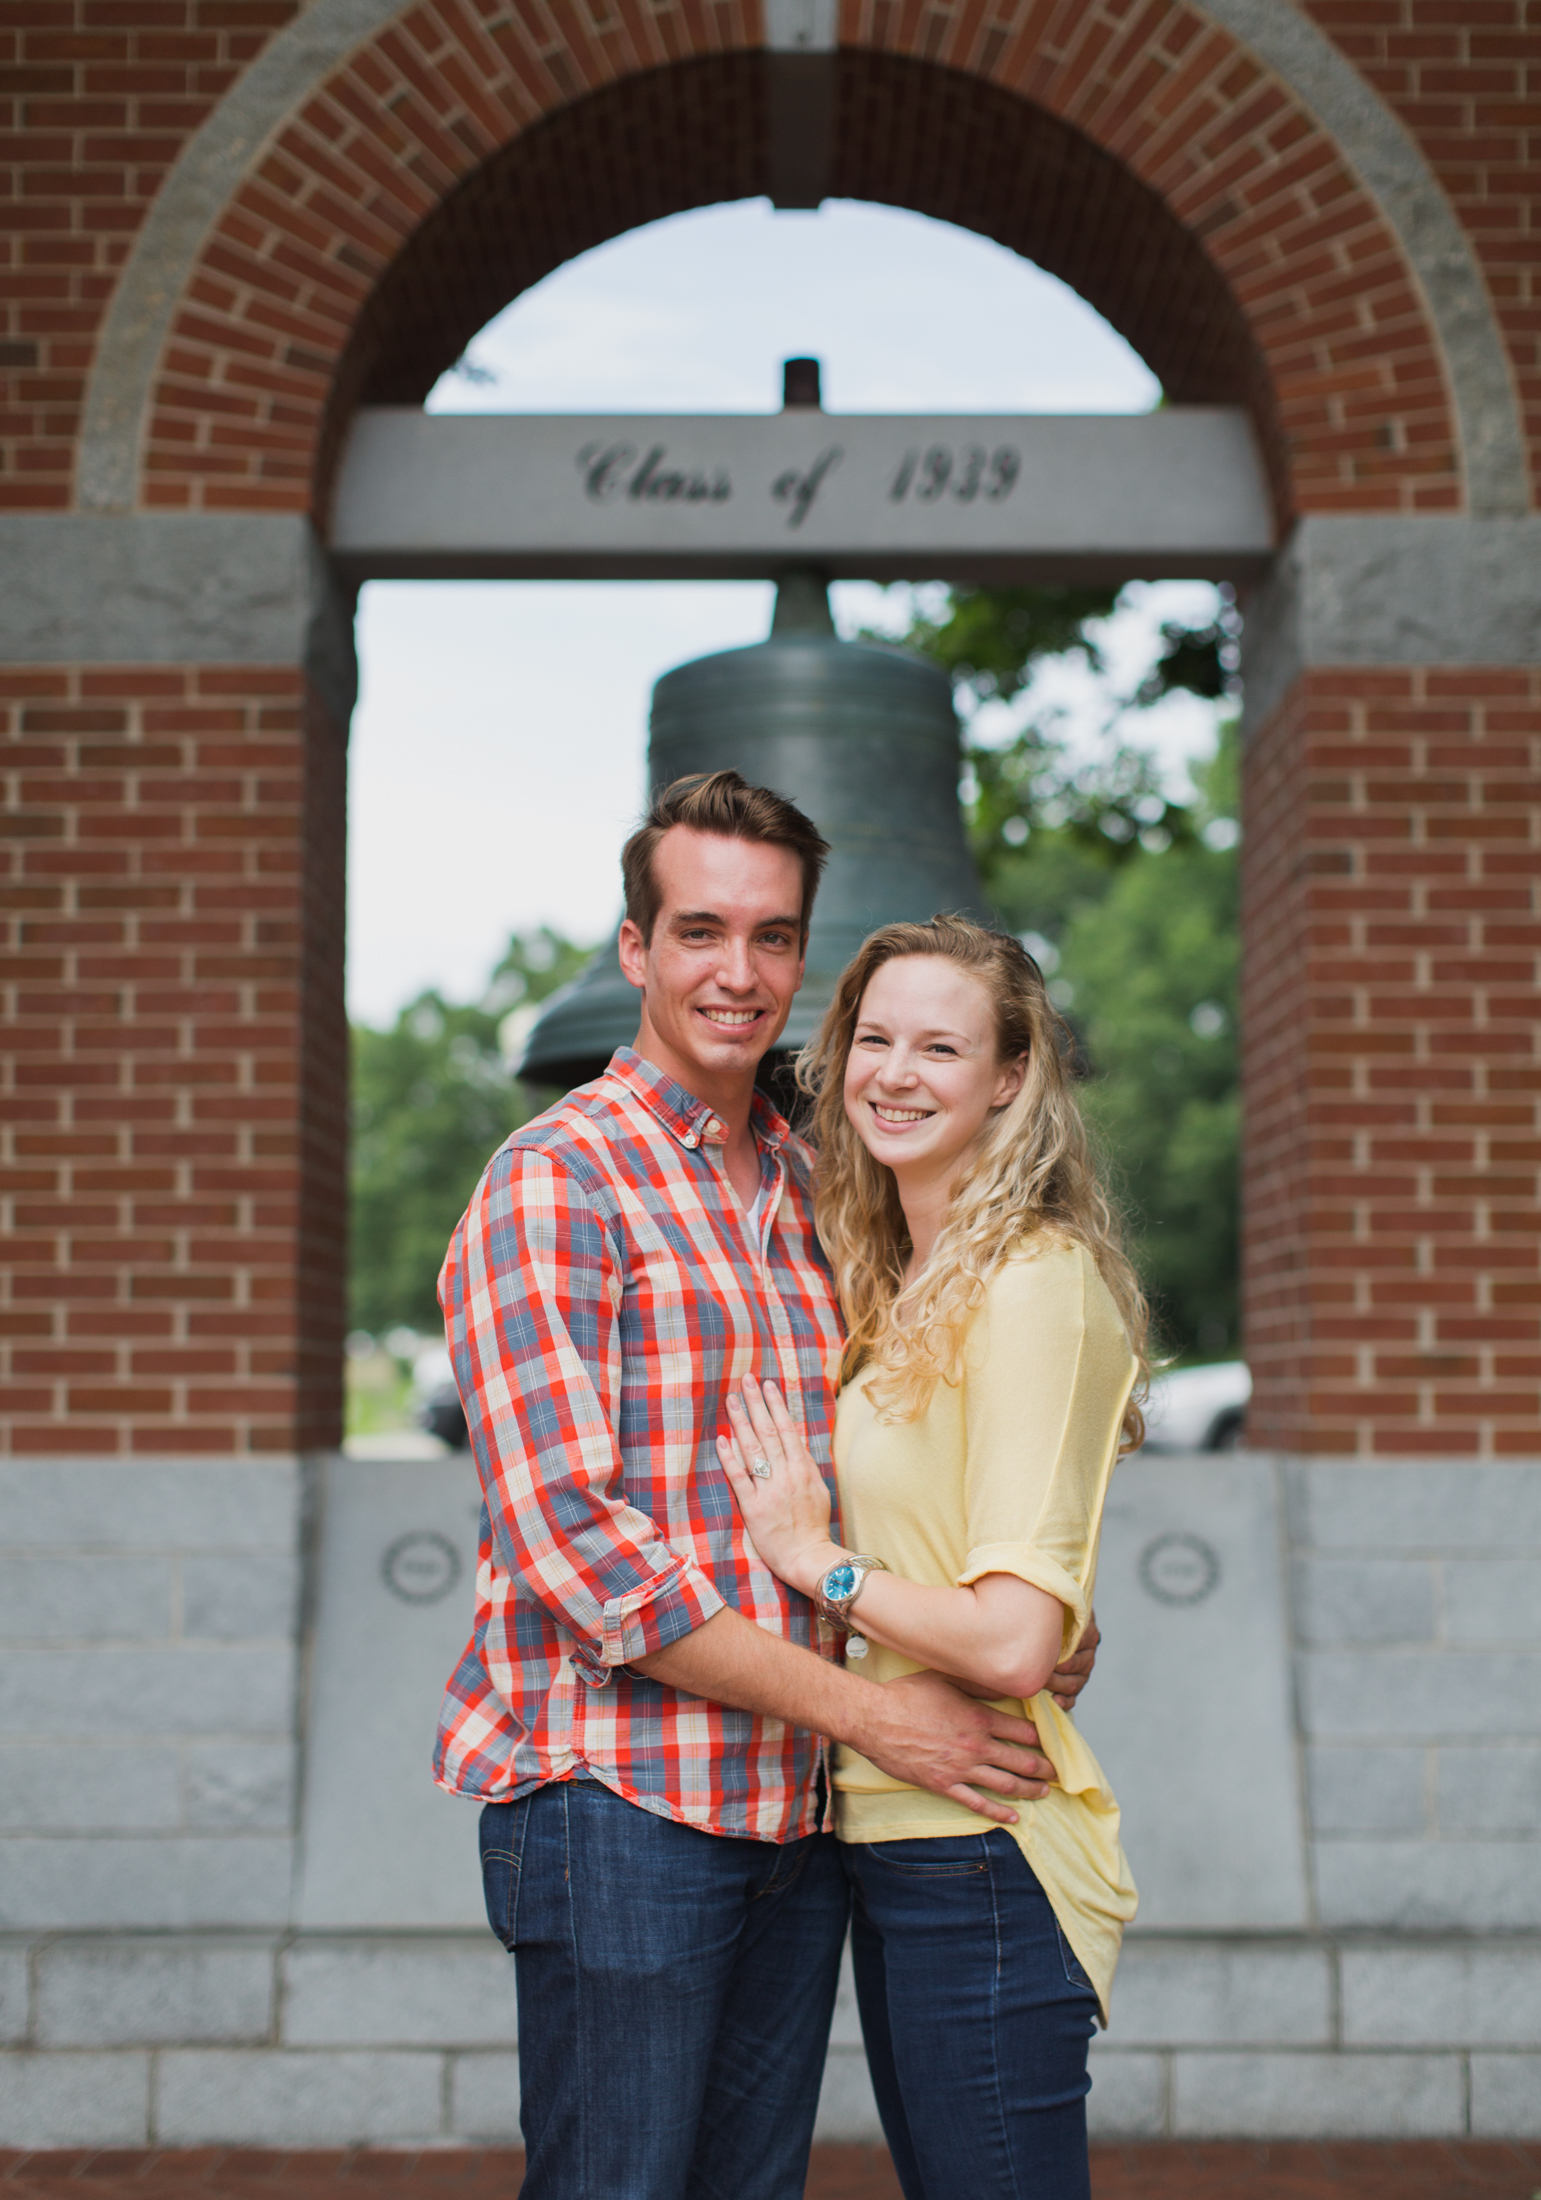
4, 2146, 1540, 2200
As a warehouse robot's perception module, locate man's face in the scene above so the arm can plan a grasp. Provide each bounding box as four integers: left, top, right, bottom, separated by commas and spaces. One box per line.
619, 829, 807, 1100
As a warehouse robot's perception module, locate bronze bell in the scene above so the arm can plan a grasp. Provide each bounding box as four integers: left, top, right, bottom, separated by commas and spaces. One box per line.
519, 568, 988, 1091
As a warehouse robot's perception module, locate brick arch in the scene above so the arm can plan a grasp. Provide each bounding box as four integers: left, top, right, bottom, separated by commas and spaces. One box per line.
139, 4, 1466, 523
323, 50, 1267, 520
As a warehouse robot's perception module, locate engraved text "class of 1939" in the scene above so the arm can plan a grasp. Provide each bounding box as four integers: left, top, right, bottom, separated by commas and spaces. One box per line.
576, 441, 1022, 524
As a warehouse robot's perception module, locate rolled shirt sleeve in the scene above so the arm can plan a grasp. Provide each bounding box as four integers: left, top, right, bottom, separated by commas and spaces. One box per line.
956, 1244, 1136, 1656
442, 1144, 726, 1684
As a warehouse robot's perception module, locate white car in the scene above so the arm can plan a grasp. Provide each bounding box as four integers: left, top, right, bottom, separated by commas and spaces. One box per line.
1141, 1359, 1250, 1452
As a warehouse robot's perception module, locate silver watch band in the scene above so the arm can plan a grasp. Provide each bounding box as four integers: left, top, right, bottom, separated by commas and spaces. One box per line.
815, 1554, 889, 1630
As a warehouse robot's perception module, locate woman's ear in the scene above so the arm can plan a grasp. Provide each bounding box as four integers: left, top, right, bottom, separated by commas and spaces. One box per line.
992, 1052, 1028, 1110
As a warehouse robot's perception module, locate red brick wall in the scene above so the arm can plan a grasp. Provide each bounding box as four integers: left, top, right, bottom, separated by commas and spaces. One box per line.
295, 676, 347, 1454
0, 663, 346, 1454
0, 0, 305, 513
1244, 666, 1541, 1456
0, 1, 1536, 1456
1239, 673, 1313, 1449
1300, 0, 1541, 522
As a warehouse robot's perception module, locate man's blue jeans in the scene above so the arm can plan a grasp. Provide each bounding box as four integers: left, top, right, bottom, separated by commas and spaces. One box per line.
845, 1830, 1100, 2200
480, 1779, 849, 2200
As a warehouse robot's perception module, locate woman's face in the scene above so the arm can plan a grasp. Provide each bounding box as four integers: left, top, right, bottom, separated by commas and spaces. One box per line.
843, 955, 1026, 1182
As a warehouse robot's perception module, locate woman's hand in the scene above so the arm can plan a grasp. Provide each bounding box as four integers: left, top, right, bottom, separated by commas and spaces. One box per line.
717, 1375, 844, 1597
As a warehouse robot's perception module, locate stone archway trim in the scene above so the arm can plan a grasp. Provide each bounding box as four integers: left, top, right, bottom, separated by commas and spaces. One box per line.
1197, 0, 1528, 521
74, 0, 1529, 521
76, 0, 406, 515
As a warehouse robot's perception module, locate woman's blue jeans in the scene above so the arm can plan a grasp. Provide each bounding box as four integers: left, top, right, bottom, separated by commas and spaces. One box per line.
480, 1779, 849, 2200
844, 1829, 1099, 2200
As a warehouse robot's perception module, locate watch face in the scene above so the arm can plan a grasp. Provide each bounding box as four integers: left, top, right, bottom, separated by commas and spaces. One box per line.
824, 1564, 858, 1602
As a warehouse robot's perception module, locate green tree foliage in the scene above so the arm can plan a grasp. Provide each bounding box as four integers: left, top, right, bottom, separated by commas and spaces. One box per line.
1061, 735, 1240, 1359
894, 584, 1118, 700
893, 584, 1241, 1359
349, 928, 591, 1333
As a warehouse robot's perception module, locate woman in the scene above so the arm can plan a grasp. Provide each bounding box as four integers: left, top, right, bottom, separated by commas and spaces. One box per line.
717, 914, 1146, 2200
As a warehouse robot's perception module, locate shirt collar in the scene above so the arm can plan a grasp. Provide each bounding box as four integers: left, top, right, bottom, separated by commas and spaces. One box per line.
606, 1046, 792, 1156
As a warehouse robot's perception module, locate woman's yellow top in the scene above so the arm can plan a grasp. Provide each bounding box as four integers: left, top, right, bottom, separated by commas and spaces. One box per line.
831, 1237, 1138, 2022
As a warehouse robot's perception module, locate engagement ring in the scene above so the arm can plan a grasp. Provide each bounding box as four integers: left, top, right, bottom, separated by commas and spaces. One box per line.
749, 1455, 773, 1479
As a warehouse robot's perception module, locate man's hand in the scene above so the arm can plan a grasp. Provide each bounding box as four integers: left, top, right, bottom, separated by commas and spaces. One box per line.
849, 1669, 1057, 1826
1048, 1611, 1099, 1715
635, 1610, 1055, 1824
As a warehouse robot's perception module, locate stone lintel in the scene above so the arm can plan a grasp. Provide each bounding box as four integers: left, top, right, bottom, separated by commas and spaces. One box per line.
328, 406, 1277, 586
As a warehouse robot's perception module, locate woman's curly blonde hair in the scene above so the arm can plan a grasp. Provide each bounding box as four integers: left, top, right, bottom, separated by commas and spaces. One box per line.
797, 913, 1149, 1450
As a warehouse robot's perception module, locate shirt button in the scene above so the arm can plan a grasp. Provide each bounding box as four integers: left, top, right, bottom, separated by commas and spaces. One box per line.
683, 1131, 698, 1148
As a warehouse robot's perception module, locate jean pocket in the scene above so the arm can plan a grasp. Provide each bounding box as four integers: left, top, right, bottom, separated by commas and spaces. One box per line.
479, 1798, 527, 1950
754, 1835, 813, 1902
1054, 1919, 1095, 1994
862, 1834, 990, 1875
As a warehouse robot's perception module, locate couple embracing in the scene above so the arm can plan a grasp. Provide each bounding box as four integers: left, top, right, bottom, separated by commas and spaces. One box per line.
433, 768, 1145, 2200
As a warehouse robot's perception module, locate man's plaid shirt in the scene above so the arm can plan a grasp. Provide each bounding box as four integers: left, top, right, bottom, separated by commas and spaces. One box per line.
433, 1046, 847, 1842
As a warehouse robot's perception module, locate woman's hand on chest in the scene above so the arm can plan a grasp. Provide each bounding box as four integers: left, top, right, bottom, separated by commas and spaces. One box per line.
717, 1375, 845, 1596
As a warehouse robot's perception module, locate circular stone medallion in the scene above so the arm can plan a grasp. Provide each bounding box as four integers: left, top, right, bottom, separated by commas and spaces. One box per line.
381, 1530, 462, 1605
1138, 1531, 1221, 1608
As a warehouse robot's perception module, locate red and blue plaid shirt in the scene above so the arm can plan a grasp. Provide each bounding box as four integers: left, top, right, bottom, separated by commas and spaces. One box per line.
433, 1047, 847, 1841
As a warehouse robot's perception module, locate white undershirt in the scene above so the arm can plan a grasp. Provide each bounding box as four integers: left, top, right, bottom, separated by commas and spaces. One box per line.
744, 1179, 769, 1243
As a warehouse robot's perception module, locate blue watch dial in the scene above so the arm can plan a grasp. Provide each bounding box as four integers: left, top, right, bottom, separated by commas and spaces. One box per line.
823, 1564, 858, 1602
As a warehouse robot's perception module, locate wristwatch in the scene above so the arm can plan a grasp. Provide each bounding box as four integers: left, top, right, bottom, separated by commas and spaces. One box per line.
815, 1555, 889, 1653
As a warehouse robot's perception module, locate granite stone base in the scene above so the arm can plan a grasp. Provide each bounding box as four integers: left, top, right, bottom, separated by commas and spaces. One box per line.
3, 1452, 1538, 2143
1, 1932, 1537, 2145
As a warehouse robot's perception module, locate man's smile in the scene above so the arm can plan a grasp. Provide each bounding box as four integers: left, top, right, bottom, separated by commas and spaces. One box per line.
698, 1006, 765, 1027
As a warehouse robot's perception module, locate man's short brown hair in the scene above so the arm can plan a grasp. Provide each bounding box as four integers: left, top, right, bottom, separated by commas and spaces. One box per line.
621, 771, 831, 945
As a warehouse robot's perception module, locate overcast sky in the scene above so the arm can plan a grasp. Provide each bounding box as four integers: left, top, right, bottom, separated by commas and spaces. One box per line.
348, 199, 1221, 1025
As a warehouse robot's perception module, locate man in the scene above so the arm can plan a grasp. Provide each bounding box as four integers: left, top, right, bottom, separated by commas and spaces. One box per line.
435, 770, 1094, 2200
